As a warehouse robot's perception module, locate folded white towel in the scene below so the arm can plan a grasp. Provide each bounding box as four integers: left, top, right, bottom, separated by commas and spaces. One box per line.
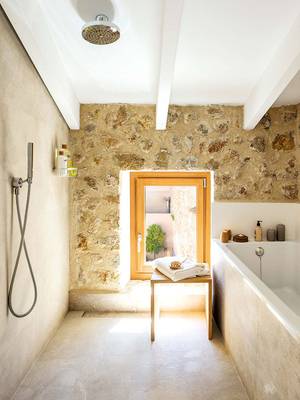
153, 256, 210, 282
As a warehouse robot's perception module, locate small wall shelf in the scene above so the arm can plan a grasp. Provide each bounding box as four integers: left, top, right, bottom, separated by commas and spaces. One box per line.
55, 167, 78, 177
54, 146, 77, 177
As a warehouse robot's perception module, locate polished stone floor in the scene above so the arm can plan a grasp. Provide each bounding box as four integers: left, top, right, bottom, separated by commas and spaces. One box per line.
13, 312, 249, 400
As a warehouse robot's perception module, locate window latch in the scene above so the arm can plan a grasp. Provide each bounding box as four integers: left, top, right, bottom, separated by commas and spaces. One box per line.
137, 233, 142, 253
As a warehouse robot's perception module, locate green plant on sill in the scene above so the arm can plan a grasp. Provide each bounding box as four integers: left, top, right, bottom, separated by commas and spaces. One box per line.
146, 224, 165, 258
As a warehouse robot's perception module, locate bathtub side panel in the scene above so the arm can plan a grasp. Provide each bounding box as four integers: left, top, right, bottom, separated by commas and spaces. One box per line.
255, 300, 300, 400
214, 243, 300, 400
214, 256, 258, 398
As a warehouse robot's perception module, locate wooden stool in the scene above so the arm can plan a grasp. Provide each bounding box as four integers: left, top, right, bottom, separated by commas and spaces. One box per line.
150, 270, 212, 341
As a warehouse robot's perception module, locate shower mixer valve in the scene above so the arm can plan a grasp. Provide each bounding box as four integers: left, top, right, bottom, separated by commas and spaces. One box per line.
12, 177, 24, 189
12, 176, 31, 194
12, 176, 30, 191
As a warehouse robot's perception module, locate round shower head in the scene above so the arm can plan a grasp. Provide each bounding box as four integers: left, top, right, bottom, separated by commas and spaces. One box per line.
82, 14, 120, 45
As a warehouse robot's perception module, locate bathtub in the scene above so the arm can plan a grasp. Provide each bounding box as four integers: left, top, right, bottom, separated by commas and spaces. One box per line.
213, 239, 300, 399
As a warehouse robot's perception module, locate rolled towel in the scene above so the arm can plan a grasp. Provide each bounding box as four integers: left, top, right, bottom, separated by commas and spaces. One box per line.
153, 256, 210, 281
152, 256, 186, 270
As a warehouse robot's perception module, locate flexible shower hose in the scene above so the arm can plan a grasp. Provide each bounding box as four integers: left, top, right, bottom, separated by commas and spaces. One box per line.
8, 182, 37, 317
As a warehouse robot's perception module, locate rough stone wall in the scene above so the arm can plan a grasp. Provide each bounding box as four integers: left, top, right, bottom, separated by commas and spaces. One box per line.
297, 104, 300, 194
70, 104, 299, 290
171, 187, 197, 259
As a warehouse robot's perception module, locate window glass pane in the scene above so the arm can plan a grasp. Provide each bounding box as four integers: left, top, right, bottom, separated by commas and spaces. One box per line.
145, 186, 197, 262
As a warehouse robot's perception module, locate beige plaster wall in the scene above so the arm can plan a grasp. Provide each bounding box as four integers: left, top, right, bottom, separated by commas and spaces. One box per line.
0, 9, 69, 399
70, 103, 300, 291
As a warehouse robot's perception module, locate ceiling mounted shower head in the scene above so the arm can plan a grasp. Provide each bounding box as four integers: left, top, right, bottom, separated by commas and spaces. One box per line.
82, 14, 120, 45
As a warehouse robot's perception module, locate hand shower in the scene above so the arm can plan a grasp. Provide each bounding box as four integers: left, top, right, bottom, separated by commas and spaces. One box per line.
12, 143, 34, 188
27, 142, 33, 183
8, 142, 37, 318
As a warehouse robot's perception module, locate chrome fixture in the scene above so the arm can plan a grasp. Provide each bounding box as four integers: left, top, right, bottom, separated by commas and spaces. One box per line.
255, 247, 264, 258
8, 143, 37, 317
82, 14, 120, 45
255, 246, 264, 280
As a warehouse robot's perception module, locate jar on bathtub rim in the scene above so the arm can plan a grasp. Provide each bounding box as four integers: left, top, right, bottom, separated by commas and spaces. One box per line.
276, 224, 285, 241
267, 229, 276, 241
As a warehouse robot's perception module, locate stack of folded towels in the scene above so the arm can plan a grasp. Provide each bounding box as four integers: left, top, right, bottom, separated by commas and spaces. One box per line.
153, 256, 210, 282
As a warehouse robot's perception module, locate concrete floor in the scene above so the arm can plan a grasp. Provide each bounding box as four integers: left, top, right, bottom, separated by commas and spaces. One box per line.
12, 312, 249, 400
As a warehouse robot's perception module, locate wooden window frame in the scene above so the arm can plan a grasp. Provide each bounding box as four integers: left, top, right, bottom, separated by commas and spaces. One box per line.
130, 171, 211, 280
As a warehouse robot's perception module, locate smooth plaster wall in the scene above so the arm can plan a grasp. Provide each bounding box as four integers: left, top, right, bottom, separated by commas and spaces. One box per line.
212, 202, 300, 241
0, 9, 69, 400
69, 103, 300, 291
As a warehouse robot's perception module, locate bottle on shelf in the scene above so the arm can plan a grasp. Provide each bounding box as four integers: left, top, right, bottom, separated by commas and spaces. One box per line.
255, 220, 263, 241
55, 144, 78, 177
61, 144, 71, 167
57, 150, 68, 177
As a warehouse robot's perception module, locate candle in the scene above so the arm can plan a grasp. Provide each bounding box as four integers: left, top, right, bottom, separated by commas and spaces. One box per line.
276, 224, 285, 241
267, 229, 275, 241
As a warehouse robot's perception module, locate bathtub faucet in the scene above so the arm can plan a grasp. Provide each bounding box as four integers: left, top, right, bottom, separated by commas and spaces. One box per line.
255, 247, 264, 280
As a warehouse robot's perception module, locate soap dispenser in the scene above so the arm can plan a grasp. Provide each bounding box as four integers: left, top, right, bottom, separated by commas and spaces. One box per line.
255, 220, 263, 241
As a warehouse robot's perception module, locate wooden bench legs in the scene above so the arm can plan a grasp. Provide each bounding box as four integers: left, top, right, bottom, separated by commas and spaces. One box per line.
151, 281, 155, 341
205, 280, 213, 340
151, 279, 213, 341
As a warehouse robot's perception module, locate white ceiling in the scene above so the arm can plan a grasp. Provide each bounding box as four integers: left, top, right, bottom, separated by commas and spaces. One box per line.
172, 0, 300, 105
2, 0, 300, 129
37, 0, 300, 104
275, 70, 300, 106
43, 0, 163, 104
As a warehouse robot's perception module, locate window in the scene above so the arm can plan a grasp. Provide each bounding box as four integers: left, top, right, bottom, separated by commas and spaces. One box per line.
130, 172, 211, 279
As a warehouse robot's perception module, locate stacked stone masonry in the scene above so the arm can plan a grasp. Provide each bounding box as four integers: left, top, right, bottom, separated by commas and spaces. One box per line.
70, 104, 300, 290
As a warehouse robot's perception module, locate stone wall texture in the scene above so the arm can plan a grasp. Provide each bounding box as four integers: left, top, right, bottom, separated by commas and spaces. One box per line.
70, 104, 300, 290
171, 187, 197, 259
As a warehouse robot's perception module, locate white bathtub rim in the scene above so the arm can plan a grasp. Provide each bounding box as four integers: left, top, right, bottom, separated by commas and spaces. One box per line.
213, 239, 300, 341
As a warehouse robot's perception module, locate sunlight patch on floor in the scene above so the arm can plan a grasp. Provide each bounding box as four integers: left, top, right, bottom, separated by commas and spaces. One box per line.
13, 312, 249, 400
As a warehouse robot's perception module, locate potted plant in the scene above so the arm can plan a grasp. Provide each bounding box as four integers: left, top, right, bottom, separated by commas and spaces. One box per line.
146, 224, 165, 260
